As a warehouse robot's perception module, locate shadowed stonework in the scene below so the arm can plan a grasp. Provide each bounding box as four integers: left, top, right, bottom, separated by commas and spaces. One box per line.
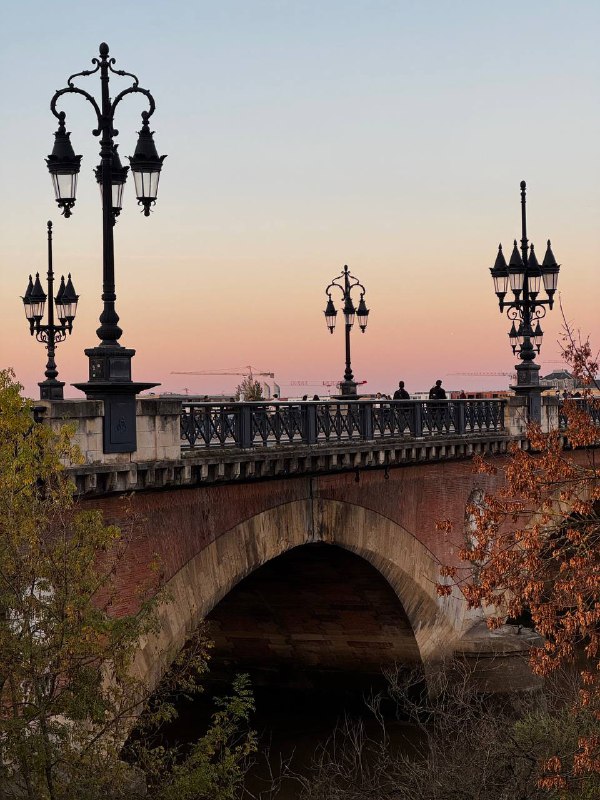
207, 543, 421, 683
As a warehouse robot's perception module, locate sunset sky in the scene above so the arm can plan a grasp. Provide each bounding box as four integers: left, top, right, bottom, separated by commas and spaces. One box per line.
1, 1, 598, 398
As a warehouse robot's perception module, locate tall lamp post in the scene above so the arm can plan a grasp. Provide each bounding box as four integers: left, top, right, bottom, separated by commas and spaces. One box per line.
46, 42, 166, 452
21, 221, 79, 400
489, 181, 560, 421
324, 265, 369, 397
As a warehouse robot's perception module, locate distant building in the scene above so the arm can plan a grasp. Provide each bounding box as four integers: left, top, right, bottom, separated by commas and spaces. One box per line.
449, 390, 512, 400
541, 370, 578, 392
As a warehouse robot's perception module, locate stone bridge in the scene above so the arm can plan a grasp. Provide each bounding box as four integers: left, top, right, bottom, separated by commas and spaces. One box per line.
36, 395, 585, 696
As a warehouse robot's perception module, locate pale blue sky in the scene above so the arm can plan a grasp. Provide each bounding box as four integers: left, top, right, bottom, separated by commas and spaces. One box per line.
1, 1, 598, 396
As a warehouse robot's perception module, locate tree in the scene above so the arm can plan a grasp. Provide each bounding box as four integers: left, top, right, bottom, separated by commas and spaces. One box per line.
234, 377, 264, 402
0, 369, 255, 799
436, 322, 600, 792
134, 674, 256, 800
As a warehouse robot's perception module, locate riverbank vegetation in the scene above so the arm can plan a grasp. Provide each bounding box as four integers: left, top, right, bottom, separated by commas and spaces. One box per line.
433, 325, 600, 795
284, 665, 598, 800
0, 368, 255, 800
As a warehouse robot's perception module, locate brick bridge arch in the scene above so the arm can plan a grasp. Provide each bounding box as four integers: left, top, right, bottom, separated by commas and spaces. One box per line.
132, 496, 477, 691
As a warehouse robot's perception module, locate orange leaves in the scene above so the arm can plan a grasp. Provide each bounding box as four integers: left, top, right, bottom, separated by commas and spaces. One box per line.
435, 519, 453, 534
472, 454, 497, 475
439, 565, 458, 578
573, 736, 600, 776
434, 330, 600, 787
538, 756, 567, 792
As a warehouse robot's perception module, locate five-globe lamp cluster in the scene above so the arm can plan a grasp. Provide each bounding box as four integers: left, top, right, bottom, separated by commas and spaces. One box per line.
21, 222, 79, 400
489, 184, 560, 361
324, 265, 369, 335
46, 102, 165, 220
23, 271, 78, 334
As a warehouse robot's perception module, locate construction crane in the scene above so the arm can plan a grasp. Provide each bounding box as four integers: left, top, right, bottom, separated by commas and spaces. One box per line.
448, 371, 517, 382
288, 380, 340, 388
171, 366, 275, 380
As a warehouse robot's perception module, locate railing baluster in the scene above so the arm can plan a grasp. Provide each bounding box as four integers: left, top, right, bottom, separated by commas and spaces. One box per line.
412, 402, 423, 437
456, 401, 465, 435
239, 405, 252, 448
360, 402, 374, 440
303, 403, 317, 444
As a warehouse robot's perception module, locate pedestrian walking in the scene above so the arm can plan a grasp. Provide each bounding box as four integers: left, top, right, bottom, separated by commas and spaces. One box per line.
393, 381, 410, 400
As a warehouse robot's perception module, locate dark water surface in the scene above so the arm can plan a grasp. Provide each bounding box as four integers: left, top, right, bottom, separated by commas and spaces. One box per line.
165, 676, 424, 800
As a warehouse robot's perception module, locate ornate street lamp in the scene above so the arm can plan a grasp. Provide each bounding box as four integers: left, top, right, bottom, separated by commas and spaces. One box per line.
21, 222, 78, 400
47, 42, 166, 452
489, 181, 560, 421
324, 265, 369, 396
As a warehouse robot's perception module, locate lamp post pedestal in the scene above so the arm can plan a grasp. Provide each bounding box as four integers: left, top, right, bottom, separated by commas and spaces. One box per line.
73, 346, 158, 453
510, 361, 542, 423
39, 380, 66, 401
81, 345, 137, 384
338, 380, 358, 397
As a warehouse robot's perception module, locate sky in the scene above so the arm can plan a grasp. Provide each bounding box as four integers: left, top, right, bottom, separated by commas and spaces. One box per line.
1, 0, 599, 398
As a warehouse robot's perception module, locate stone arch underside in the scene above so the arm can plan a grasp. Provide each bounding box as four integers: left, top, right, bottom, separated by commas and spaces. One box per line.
133, 498, 483, 692
206, 544, 423, 684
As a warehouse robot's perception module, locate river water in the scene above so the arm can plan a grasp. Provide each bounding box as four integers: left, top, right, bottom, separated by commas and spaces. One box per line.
165, 674, 425, 800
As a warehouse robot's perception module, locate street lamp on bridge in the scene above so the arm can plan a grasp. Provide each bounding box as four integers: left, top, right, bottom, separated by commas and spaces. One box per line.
489, 181, 560, 421
324, 265, 369, 396
21, 221, 79, 400
46, 42, 166, 451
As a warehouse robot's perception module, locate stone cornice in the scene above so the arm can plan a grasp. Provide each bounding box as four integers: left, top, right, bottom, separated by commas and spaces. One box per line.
68, 431, 516, 497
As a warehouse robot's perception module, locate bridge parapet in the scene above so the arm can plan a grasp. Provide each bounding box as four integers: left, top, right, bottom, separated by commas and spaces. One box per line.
34, 394, 577, 496
34, 397, 181, 465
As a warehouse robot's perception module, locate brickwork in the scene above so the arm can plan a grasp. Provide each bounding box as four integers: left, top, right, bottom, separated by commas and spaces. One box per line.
77, 444, 593, 694
78, 458, 527, 691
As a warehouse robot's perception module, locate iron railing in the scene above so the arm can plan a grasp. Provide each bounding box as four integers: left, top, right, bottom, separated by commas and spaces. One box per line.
180, 399, 507, 450
558, 398, 600, 430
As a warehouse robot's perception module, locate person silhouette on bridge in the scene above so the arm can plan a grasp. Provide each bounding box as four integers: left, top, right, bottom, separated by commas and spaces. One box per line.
428, 379, 447, 432
428, 379, 447, 400
393, 381, 410, 400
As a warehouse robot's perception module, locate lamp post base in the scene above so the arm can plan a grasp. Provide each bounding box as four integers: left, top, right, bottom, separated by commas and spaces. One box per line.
338, 380, 358, 397
39, 380, 65, 400
73, 346, 159, 453
510, 362, 542, 424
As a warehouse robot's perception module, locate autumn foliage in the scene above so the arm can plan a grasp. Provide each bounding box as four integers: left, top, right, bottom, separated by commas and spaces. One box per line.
438, 326, 600, 793
0, 369, 256, 799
